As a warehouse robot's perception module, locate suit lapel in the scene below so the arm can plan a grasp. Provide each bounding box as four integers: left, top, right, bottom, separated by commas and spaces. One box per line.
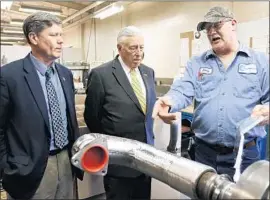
112, 57, 143, 113
23, 55, 50, 131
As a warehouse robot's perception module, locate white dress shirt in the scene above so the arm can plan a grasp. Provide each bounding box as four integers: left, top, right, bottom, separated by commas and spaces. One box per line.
118, 56, 146, 98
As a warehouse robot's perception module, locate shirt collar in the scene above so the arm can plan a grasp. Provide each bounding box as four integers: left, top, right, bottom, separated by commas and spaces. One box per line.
204, 42, 251, 60
118, 56, 140, 74
30, 53, 56, 76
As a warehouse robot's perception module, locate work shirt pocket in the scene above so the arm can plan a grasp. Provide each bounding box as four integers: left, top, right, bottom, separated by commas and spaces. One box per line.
233, 73, 261, 99
195, 75, 220, 99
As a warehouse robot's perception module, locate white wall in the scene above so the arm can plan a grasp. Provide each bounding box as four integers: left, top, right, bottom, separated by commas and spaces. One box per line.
63, 24, 82, 49
1, 45, 31, 65
63, 1, 269, 78
83, 14, 125, 63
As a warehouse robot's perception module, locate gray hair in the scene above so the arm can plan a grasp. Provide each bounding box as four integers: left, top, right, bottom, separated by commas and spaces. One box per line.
117, 26, 143, 44
23, 12, 62, 44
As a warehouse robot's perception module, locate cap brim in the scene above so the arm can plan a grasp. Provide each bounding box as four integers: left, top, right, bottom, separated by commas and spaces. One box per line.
197, 21, 208, 31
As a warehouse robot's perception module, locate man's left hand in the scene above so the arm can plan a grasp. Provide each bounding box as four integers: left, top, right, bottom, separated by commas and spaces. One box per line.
251, 105, 269, 126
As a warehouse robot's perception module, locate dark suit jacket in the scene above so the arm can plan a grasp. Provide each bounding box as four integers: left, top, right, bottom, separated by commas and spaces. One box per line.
0, 54, 83, 199
84, 55, 156, 177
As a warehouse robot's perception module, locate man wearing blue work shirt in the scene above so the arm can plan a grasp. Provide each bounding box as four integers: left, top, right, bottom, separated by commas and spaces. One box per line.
152, 6, 269, 179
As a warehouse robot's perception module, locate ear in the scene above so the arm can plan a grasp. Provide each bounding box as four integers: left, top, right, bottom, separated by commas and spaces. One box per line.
117, 44, 122, 51
231, 19, 237, 31
28, 32, 38, 45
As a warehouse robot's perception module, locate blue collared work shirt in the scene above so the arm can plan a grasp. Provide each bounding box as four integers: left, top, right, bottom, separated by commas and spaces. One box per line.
167, 44, 269, 147
30, 53, 68, 150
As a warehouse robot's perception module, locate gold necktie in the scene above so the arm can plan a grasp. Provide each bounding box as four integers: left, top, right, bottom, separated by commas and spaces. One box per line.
130, 69, 146, 114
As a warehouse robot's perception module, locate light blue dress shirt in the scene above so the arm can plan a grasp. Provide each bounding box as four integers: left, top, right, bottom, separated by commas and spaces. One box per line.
30, 53, 68, 150
167, 44, 269, 147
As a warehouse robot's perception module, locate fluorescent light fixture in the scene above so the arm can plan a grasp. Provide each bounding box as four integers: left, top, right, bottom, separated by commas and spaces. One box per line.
3, 29, 23, 34
1, 1, 13, 10
19, 5, 62, 16
19, 8, 62, 16
1, 41, 16, 45
94, 4, 124, 20
10, 21, 24, 26
1, 36, 25, 40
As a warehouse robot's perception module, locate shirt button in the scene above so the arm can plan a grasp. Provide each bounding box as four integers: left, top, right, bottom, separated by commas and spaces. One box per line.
224, 77, 227, 81
218, 124, 222, 127
222, 92, 225, 95
220, 108, 223, 111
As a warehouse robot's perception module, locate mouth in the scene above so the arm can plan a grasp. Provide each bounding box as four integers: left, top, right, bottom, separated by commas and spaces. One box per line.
211, 36, 221, 43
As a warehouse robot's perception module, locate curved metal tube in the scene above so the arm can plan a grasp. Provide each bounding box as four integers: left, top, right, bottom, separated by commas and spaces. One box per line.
72, 133, 269, 199
167, 122, 180, 153
197, 160, 269, 199
72, 133, 215, 199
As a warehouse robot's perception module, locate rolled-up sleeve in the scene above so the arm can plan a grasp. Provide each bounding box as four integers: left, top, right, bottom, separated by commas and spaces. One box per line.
166, 60, 196, 112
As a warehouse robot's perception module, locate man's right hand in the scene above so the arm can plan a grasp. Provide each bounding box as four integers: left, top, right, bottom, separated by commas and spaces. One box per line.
152, 96, 180, 124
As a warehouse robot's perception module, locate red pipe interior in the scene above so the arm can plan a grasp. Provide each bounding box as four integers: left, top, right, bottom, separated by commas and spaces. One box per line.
81, 145, 109, 173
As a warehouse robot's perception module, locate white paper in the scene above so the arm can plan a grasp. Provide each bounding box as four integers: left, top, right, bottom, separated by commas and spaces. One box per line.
233, 116, 266, 182
233, 133, 244, 182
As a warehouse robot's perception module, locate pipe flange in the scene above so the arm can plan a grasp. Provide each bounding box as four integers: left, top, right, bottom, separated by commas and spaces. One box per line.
211, 174, 232, 200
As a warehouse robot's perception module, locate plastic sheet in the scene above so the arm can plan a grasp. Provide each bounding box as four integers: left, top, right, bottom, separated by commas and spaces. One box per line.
233, 115, 267, 182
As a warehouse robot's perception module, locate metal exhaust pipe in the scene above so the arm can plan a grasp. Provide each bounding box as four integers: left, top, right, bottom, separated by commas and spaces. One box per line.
72, 133, 269, 199
72, 133, 215, 199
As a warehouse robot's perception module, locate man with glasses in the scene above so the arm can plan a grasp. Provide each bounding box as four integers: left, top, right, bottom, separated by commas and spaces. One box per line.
84, 26, 156, 199
152, 6, 269, 179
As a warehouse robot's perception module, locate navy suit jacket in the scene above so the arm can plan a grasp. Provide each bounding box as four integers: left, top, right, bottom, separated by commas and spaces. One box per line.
84, 55, 156, 177
0, 54, 82, 199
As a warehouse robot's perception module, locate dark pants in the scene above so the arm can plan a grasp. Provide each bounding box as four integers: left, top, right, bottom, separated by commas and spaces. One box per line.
104, 174, 151, 200
194, 137, 260, 179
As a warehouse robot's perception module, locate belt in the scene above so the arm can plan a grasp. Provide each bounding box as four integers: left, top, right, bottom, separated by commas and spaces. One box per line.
49, 145, 68, 156
195, 137, 256, 155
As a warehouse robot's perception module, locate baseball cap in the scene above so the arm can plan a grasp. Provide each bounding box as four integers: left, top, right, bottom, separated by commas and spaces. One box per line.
197, 6, 234, 31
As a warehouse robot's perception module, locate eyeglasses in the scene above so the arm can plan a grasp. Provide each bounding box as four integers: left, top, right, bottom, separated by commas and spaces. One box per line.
203, 19, 232, 33
128, 45, 144, 53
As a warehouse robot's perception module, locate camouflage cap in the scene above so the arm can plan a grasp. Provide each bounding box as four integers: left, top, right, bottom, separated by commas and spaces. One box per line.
197, 6, 234, 31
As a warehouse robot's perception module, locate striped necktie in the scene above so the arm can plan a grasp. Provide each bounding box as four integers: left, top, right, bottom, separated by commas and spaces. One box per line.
130, 69, 146, 114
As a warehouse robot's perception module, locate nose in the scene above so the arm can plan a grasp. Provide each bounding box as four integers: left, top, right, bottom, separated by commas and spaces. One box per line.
207, 27, 217, 36
58, 36, 64, 44
134, 48, 143, 55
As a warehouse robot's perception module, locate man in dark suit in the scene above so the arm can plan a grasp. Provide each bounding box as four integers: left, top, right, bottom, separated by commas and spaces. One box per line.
84, 26, 156, 200
0, 12, 82, 199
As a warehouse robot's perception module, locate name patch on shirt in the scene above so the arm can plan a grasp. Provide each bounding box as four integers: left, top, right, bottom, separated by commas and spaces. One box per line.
199, 67, 213, 75
238, 64, 257, 74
